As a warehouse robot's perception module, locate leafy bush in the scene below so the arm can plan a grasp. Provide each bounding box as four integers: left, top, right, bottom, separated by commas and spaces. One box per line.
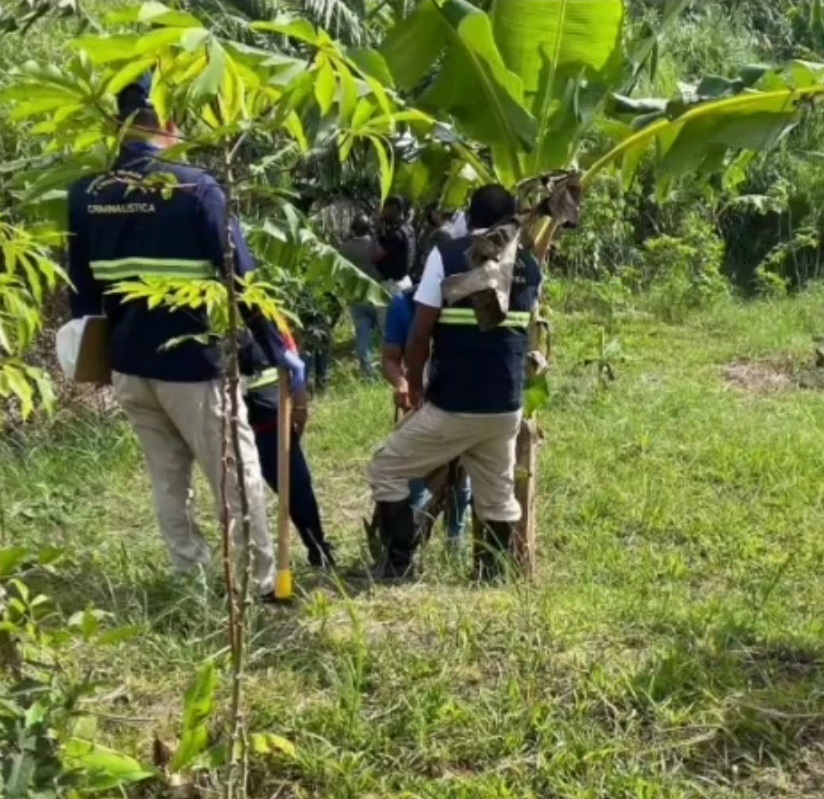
556, 176, 641, 280
0, 546, 153, 798
641, 216, 730, 323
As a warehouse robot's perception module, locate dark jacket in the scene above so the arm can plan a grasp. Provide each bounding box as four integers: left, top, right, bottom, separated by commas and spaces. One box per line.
375, 221, 416, 282
67, 142, 287, 382
426, 236, 541, 414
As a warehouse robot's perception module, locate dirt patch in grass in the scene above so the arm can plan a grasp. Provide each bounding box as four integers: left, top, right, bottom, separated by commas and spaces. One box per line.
724, 357, 824, 394
723, 360, 797, 394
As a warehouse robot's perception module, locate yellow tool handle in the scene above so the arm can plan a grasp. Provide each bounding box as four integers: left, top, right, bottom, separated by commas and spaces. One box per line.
275, 368, 293, 601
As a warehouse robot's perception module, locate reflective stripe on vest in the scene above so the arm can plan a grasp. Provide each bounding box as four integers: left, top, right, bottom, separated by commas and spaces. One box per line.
439, 308, 531, 328
246, 367, 279, 391
90, 257, 214, 282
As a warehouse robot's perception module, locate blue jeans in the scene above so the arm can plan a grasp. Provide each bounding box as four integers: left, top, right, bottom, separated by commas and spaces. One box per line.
350, 304, 381, 378
409, 473, 472, 540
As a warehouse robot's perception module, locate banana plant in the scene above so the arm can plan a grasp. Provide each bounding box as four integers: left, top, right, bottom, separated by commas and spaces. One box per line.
380, 0, 824, 195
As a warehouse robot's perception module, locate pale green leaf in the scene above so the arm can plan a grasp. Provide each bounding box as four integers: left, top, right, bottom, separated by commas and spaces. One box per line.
314, 59, 336, 117
285, 112, 309, 151
251, 17, 318, 45
107, 1, 203, 28
8, 98, 72, 121
523, 374, 550, 419
134, 26, 187, 57
490, 0, 624, 174
370, 136, 394, 202
190, 41, 228, 108
63, 739, 155, 791
181, 28, 211, 52
249, 733, 296, 758
106, 58, 157, 96
150, 76, 171, 125
338, 131, 354, 162
73, 34, 140, 64
351, 96, 377, 131
0, 547, 30, 578
337, 66, 359, 124
347, 47, 395, 87
172, 662, 218, 772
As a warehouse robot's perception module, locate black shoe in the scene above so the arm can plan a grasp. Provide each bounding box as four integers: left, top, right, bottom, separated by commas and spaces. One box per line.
472, 519, 514, 583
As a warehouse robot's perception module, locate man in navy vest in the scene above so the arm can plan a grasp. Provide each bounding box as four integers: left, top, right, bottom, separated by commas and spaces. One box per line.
66, 76, 305, 601
367, 184, 542, 581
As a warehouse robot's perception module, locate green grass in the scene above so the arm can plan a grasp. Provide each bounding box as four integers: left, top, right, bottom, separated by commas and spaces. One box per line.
6, 288, 824, 798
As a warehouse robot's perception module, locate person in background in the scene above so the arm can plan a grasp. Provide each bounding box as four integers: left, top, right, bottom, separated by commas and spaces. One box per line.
66, 76, 304, 602
341, 214, 383, 379
372, 195, 416, 297
382, 282, 472, 550
239, 329, 336, 569
366, 184, 541, 582
414, 203, 453, 281
298, 287, 342, 394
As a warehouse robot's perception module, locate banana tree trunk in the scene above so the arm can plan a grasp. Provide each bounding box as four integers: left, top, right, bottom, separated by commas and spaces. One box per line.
513, 415, 539, 577
512, 306, 551, 578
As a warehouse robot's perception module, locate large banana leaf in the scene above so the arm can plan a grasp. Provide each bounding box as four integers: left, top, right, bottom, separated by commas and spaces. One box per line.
585, 85, 824, 188
382, 0, 537, 185
489, 0, 624, 176
248, 208, 387, 305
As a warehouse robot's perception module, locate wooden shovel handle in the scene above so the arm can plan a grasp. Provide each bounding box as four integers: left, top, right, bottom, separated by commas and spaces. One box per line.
275, 368, 293, 600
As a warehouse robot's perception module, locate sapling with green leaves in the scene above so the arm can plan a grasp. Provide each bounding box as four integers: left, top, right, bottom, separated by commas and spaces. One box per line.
0, 2, 428, 794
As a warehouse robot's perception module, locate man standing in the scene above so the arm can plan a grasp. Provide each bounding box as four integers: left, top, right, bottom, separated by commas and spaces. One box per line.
341, 214, 382, 379
298, 287, 342, 393
66, 77, 304, 601
239, 332, 336, 569
413, 203, 453, 281
372, 195, 416, 297
366, 184, 541, 581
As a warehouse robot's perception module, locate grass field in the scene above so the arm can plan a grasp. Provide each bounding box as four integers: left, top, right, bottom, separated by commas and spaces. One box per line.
5, 288, 824, 798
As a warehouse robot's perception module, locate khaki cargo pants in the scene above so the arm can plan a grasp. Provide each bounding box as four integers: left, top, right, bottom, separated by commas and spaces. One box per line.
368, 402, 522, 522
112, 372, 274, 594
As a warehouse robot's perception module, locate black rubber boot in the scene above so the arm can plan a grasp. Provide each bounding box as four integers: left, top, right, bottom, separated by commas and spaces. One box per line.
369, 500, 418, 582
472, 519, 514, 583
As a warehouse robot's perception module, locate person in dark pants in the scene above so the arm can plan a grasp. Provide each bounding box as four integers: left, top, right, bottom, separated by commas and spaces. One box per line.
341, 214, 383, 379
240, 334, 336, 569
299, 289, 342, 394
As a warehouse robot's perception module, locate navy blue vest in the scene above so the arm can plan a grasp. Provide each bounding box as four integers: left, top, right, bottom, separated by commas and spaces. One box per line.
426, 236, 541, 414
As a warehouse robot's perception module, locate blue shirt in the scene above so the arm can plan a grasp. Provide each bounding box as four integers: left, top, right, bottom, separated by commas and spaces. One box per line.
383, 291, 416, 349
67, 142, 287, 382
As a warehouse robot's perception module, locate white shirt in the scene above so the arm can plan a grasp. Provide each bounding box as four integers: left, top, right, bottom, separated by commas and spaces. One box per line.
414, 247, 445, 309
451, 211, 468, 238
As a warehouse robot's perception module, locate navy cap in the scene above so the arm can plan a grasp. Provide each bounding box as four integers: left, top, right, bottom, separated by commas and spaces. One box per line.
116, 73, 154, 121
